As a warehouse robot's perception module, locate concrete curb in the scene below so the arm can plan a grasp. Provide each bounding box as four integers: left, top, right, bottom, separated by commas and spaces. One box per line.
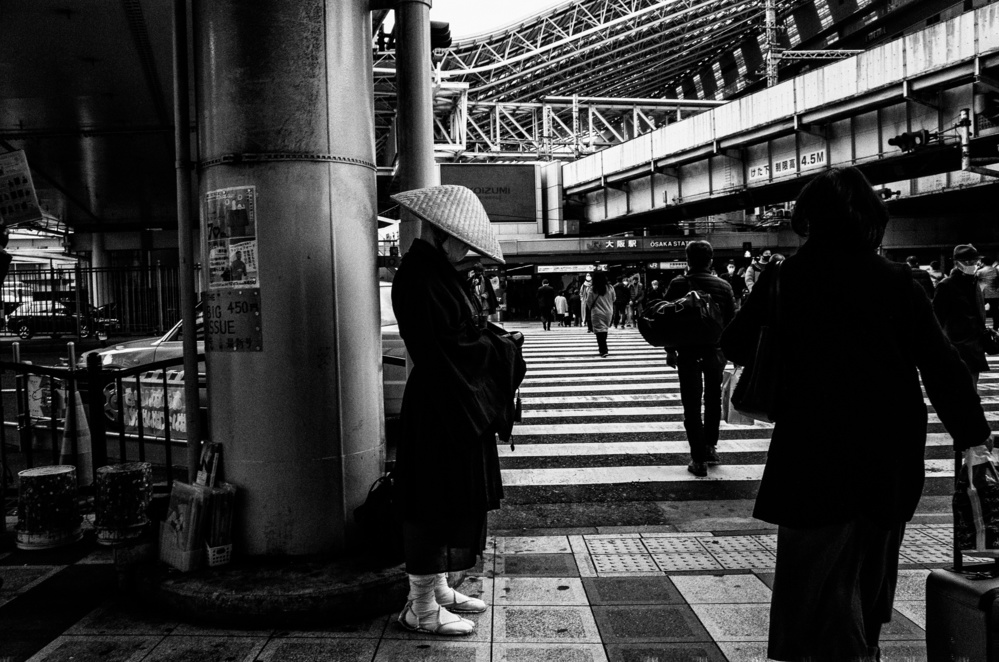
137, 555, 408, 628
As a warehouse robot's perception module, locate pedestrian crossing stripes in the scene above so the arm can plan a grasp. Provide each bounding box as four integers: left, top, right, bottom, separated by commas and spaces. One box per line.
497, 322, 997, 502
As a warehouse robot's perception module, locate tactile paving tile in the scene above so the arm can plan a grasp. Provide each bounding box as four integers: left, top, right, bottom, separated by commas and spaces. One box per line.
708, 550, 777, 570
586, 538, 647, 555
751, 535, 778, 552
592, 554, 660, 574
651, 553, 724, 572
699, 536, 766, 552
898, 545, 952, 564
917, 528, 955, 545
641, 538, 709, 554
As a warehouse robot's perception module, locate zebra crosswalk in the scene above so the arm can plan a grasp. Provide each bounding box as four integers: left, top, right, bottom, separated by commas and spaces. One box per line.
499, 322, 999, 508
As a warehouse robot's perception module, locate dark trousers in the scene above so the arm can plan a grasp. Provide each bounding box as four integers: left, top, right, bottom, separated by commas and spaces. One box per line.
675, 346, 725, 463
769, 519, 904, 661
541, 309, 553, 330
585, 306, 592, 331
596, 331, 608, 356
612, 303, 628, 327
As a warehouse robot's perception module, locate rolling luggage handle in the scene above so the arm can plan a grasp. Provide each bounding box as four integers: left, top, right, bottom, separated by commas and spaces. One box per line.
953, 449, 999, 576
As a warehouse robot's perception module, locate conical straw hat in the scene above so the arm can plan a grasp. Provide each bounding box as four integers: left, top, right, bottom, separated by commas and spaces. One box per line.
391, 185, 505, 264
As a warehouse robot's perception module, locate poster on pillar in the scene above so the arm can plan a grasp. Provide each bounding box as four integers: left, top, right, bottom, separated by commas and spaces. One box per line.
204, 186, 259, 290
0, 150, 43, 226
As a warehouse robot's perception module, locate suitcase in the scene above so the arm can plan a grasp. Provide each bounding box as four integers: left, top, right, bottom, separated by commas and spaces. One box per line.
925, 450, 999, 662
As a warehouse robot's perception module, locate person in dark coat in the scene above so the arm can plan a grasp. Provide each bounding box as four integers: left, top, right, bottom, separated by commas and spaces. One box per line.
391, 185, 527, 636
906, 255, 934, 298
536, 279, 556, 331
933, 244, 989, 387
612, 276, 631, 328
662, 241, 735, 477
721, 168, 993, 661
719, 261, 748, 309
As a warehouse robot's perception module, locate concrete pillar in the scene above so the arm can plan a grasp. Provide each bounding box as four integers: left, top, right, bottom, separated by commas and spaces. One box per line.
90, 233, 107, 307
194, 0, 382, 555
395, 0, 435, 254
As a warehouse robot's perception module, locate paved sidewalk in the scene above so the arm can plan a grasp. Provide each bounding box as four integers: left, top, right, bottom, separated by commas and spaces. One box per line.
0, 514, 962, 662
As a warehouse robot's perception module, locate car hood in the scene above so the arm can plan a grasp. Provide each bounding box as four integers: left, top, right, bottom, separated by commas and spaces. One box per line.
79, 337, 161, 369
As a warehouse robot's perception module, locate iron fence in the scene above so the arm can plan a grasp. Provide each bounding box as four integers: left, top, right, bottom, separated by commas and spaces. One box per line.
0, 342, 203, 510
1, 263, 181, 339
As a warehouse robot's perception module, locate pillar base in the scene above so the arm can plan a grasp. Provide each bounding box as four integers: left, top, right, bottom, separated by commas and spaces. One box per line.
137, 555, 407, 628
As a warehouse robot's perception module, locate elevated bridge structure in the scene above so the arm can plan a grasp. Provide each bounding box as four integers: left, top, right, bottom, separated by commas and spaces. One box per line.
558, 4, 999, 237
373, 0, 975, 164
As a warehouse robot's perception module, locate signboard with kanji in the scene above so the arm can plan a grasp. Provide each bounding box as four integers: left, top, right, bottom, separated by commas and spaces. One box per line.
585, 237, 642, 251
0, 150, 42, 225
205, 288, 263, 352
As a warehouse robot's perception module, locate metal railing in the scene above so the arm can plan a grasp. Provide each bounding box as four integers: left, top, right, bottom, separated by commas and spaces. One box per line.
0, 342, 204, 507
1, 263, 181, 339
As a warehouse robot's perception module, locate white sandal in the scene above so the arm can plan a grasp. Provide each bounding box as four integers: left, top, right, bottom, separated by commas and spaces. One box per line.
437, 589, 487, 614
397, 602, 475, 636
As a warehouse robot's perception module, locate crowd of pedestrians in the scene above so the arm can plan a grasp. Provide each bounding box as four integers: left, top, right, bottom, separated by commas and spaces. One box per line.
390, 173, 996, 661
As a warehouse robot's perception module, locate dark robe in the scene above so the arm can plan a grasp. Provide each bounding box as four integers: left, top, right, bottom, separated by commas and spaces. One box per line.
392, 239, 526, 572
721, 242, 989, 527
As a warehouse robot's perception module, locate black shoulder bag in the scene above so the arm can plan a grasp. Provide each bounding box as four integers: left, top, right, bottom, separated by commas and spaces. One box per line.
732, 261, 782, 422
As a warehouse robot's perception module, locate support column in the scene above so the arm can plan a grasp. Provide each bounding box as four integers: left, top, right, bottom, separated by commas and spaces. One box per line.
194, 0, 382, 555
89, 233, 108, 307
395, 0, 435, 254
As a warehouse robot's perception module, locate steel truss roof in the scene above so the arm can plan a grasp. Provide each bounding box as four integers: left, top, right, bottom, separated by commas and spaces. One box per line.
373, 0, 818, 161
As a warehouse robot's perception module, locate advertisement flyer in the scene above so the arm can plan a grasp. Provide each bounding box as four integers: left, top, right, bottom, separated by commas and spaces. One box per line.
0, 150, 42, 226
204, 186, 259, 290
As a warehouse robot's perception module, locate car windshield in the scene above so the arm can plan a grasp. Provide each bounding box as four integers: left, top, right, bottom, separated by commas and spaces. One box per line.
380, 282, 397, 327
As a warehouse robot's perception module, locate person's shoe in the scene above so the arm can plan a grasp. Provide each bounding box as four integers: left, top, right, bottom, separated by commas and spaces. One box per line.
706, 446, 720, 465
398, 602, 475, 636
437, 589, 487, 614
600, 353, 609, 358
687, 460, 708, 477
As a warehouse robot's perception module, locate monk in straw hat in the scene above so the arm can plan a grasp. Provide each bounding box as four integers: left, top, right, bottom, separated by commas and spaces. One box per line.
390, 185, 526, 636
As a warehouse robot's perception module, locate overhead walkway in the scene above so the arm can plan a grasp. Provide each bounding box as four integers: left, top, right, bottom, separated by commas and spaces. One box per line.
560, 4, 999, 231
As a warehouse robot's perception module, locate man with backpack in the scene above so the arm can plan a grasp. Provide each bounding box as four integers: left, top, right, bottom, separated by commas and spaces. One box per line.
662, 240, 736, 477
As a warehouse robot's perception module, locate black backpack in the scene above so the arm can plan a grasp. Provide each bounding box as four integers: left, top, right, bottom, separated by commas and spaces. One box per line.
637, 277, 725, 349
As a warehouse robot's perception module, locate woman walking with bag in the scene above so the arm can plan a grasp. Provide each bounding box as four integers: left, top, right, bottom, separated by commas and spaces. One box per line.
721, 167, 993, 661
391, 185, 526, 636
586, 271, 616, 357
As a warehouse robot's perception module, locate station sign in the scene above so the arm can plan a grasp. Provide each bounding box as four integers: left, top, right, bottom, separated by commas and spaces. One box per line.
647, 239, 689, 249
648, 261, 688, 270
586, 237, 641, 251
584, 237, 696, 252
748, 148, 827, 182
537, 264, 597, 273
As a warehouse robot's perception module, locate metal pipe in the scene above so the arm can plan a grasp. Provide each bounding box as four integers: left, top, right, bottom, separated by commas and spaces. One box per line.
395, 0, 435, 254
173, 0, 201, 483
543, 96, 726, 108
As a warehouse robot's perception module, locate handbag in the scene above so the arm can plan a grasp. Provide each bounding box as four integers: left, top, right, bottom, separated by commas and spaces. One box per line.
723, 367, 755, 425
954, 445, 999, 557
732, 261, 782, 422
637, 277, 725, 349
353, 473, 404, 564
983, 328, 999, 355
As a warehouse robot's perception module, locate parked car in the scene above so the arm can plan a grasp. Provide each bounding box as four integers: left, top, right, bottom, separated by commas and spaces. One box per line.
7, 300, 95, 339
80, 283, 406, 426
91, 303, 123, 335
